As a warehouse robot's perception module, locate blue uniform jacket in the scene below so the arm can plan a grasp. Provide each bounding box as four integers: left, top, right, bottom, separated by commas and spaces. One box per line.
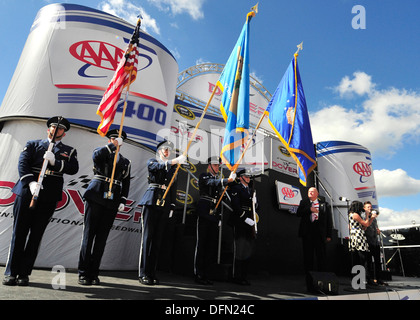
196, 172, 229, 222
12, 139, 79, 202
139, 158, 177, 210
83, 143, 131, 208
228, 182, 258, 227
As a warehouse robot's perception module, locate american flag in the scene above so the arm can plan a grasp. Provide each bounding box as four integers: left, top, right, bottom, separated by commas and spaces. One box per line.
97, 18, 141, 137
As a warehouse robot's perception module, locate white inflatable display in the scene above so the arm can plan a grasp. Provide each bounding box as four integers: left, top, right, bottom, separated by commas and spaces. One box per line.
0, 4, 178, 270
316, 140, 379, 239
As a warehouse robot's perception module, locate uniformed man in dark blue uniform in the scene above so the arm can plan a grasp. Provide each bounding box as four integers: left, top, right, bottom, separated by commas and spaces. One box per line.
78, 129, 131, 285
138, 140, 186, 285
228, 168, 258, 285
194, 156, 236, 285
2, 116, 79, 286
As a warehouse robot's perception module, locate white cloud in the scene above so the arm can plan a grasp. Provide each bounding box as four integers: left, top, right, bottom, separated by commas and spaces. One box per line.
147, 0, 205, 20
311, 77, 420, 157
314, 72, 420, 229
334, 71, 375, 97
250, 72, 264, 85
170, 47, 181, 60
99, 0, 160, 35
195, 58, 211, 65
374, 169, 420, 198
377, 207, 420, 228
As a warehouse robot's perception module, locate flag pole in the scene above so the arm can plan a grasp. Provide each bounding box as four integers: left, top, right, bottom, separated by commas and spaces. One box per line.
106, 69, 134, 199
106, 17, 141, 199
213, 111, 266, 212
158, 6, 257, 207
156, 84, 219, 206
212, 6, 258, 212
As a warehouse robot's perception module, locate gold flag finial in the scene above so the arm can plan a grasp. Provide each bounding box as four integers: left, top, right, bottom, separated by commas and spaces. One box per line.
251, 3, 259, 14
295, 42, 303, 56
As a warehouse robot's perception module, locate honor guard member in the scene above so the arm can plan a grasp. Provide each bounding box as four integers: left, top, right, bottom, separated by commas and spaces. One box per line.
228, 168, 258, 285
78, 129, 131, 285
138, 140, 186, 285
3, 117, 79, 286
194, 156, 236, 285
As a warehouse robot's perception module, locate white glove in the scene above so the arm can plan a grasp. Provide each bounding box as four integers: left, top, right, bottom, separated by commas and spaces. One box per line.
43, 151, 55, 166
29, 181, 42, 195
245, 217, 255, 226
115, 138, 123, 146
118, 203, 125, 212
174, 154, 187, 165
229, 172, 237, 181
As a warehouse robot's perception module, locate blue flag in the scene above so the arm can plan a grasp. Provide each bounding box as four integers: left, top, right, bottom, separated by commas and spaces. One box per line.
265, 54, 316, 186
217, 11, 255, 171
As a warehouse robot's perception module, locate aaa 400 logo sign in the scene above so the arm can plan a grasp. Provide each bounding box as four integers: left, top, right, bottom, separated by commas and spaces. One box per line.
353, 161, 372, 183
69, 40, 153, 77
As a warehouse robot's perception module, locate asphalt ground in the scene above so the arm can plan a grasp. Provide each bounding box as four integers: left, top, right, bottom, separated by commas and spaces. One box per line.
1, 266, 420, 302
2, 266, 420, 320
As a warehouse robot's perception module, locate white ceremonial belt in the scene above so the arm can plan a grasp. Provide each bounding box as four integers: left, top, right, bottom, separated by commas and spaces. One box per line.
149, 183, 167, 190
93, 175, 122, 186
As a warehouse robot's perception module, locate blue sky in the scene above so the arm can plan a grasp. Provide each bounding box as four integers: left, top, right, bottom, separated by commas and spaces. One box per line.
1, 0, 420, 228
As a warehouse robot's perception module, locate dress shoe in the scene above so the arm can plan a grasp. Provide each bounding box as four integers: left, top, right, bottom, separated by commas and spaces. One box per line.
17, 276, 29, 286
378, 279, 388, 286
232, 278, 250, 286
139, 276, 154, 285
2, 276, 17, 286
78, 276, 92, 285
153, 278, 160, 285
91, 277, 100, 285
194, 275, 212, 285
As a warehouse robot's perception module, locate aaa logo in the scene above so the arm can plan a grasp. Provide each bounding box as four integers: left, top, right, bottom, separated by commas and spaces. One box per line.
69, 41, 124, 71
282, 187, 297, 199
353, 161, 372, 183
69, 40, 153, 79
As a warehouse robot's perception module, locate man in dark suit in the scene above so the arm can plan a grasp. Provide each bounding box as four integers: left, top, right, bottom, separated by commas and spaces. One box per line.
194, 156, 236, 285
3, 116, 79, 286
297, 187, 332, 289
138, 140, 186, 285
78, 129, 131, 285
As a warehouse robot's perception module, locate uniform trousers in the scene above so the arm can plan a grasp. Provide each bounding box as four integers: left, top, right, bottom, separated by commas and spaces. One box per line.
194, 216, 219, 278
78, 201, 117, 278
232, 225, 255, 280
139, 205, 168, 278
5, 194, 57, 277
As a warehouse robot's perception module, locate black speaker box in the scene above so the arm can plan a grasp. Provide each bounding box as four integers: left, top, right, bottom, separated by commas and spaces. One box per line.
308, 271, 339, 295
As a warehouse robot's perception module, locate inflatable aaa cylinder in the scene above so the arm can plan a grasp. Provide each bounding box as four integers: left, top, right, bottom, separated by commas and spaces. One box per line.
0, 4, 178, 270
316, 140, 379, 239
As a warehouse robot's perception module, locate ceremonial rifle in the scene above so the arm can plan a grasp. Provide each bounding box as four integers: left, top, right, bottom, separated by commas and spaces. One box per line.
252, 190, 258, 238
29, 116, 63, 209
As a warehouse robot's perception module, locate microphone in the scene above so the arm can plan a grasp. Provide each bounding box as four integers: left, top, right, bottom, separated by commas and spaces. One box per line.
339, 196, 350, 201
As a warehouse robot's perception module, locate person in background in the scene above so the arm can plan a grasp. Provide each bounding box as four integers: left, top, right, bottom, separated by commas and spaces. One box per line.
138, 140, 186, 285
363, 201, 386, 286
297, 187, 333, 291
78, 129, 131, 286
3, 116, 79, 286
